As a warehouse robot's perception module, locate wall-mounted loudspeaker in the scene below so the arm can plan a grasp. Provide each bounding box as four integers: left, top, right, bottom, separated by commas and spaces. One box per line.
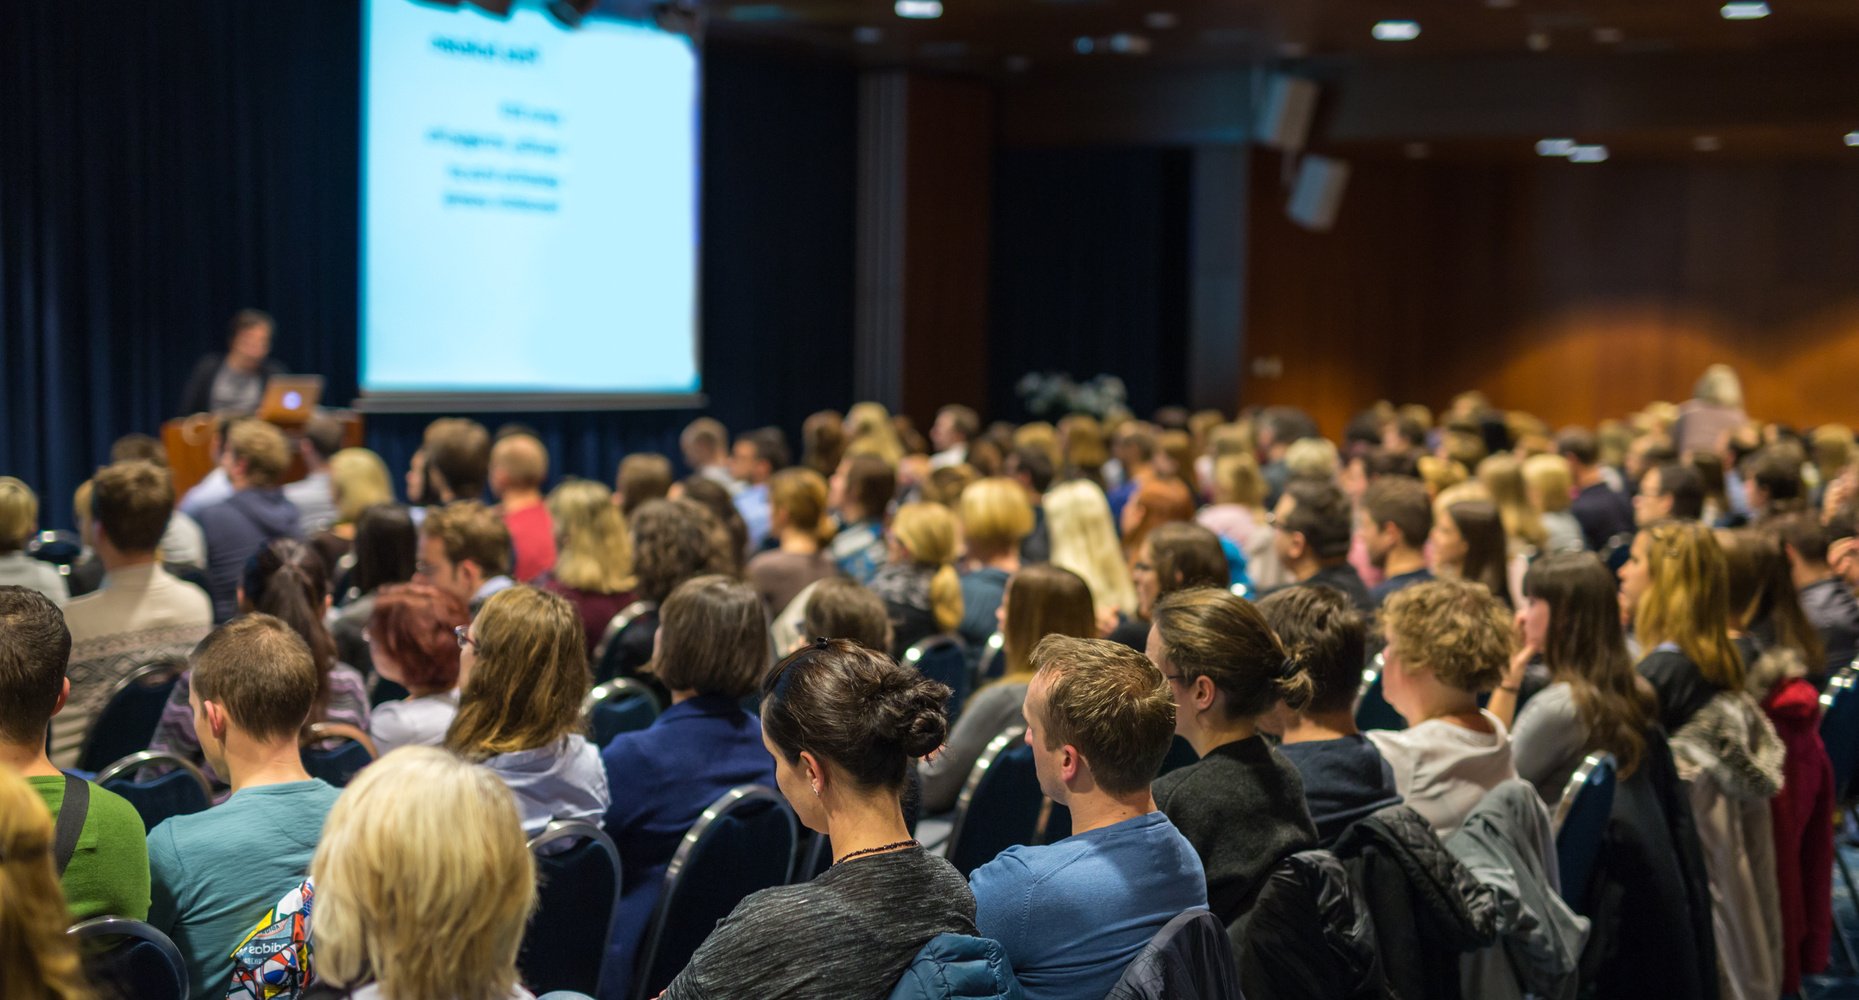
1287, 155, 1350, 232
1256, 75, 1320, 152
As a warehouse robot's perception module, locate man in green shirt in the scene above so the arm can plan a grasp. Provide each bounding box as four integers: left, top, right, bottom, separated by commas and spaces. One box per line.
0, 586, 150, 921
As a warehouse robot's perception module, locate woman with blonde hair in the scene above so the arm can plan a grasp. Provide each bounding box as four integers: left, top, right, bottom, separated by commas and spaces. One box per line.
955, 478, 1034, 652
845, 402, 905, 466
1044, 479, 1138, 624
869, 502, 963, 656
1058, 413, 1110, 486
539, 478, 638, 657
746, 468, 839, 617
1283, 437, 1340, 482
311, 448, 395, 574
1477, 453, 1547, 553
310, 746, 538, 1000
918, 564, 1096, 814
445, 586, 608, 837
1416, 455, 1468, 501
0, 477, 68, 601
0, 766, 91, 1000
1618, 519, 1745, 732
1197, 452, 1269, 548
1522, 454, 1584, 554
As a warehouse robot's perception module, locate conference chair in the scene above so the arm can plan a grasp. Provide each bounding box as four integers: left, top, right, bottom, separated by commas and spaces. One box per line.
27, 528, 84, 574
1820, 663, 1859, 970
979, 631, 1007, 684
1039, 735, 1197, 846
300, 722, 377, 787
904, 634, 971, 723
584, 677, 660, 748
634, 785, 800, 1000
368, 675, 410, 708
520, 820, 624, 997
1104, 908, 1242, 1000
1550, 752, 1618, 915
74, 656, 188, 774
944, 727, 1045, 877
97, 751, 214, 831
1355, 652, 1406, 732
592, 600, 658, 684
68, 916, 188, 1000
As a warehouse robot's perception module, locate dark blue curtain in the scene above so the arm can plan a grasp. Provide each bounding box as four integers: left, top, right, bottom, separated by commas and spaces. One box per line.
988, 147, 1192, 421
0, 3, 857, 520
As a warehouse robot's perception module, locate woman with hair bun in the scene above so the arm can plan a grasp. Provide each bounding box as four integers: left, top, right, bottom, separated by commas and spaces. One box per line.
659, 639, 976, 1000
1147, 587, 1318, 923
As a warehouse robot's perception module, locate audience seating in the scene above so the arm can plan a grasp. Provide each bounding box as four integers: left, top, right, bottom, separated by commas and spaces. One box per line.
945, 727, 1044, 877
593, 600, 657, 684
634, 784, 800, 1000
67, 915, 188, 1000
300, 722, 377, 787
979, 632, 1006, 684
520, 820, 624, 997
904, 634, 971, 723
368, 676, 410, 708
96, 751, 213, 831
1354, 653, 1405, 732
584, 677, 660, 748
27, 528, 84, 572
74, 656, 188, 774
1550, 751, 1617, 915
1820, 663, 1859, 969
1104, 908, 1242, 1000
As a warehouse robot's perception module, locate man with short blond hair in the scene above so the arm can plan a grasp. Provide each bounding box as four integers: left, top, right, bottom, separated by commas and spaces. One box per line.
416, 501, 515, 611
969, 635, 1207, 1000
681, 417, 737, 492
196, 419, 300, 621
55, 462, 213, 766
148, 614, 339, 1000
490, 433, 555, 581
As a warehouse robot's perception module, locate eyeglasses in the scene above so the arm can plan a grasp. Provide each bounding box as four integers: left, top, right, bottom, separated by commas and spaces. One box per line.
1132, 561, 1153, 574
454, 625, 476, 650
1161, 672, 1185, 684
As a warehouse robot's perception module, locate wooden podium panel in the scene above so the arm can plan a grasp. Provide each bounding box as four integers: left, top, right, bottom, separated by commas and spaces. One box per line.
161, 412, 365, 500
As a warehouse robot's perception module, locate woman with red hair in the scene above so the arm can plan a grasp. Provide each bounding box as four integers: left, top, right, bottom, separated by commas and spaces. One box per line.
366, 582, 472, 754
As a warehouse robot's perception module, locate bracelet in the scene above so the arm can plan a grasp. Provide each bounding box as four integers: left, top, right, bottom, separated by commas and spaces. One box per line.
1497, 684, 1521, 694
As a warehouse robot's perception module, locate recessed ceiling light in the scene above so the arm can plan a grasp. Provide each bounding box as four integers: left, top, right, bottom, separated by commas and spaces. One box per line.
1372, 20, 1421, 41
1845, 131, 1859, 147
894, 0, 942, 18
1720, 1, 1770, 19
1405, 142, 1431, 160
852, 25, 883, 43
1568, 144, 1610, 163
1593, 27, 1623, 43
1536, 138, 1577, 157
1004, 55, 1031, 71
1074, 36, 1095, 53
1107, 32, 1152, 54
1143, 11, 1178, 29
1693, 135, 1722, 152
1526, 31, 1551, 51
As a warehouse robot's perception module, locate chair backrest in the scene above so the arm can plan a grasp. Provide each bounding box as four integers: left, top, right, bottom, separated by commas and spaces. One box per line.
1552, 752, 1618, 914
583, 677, 661, 748
75, 657, 189, 774
635, 784, 801, 1000
300, 722, 378, 787
1355, 652, 1406, 732
906, 634, 971, 722
28, 528, 84, 569
68, 916, 188, 1000
1104, 908, 1243, 1000
519, 820, 624, 997
592, 600, 658, 682
981, 631, 1007, 683
1820, 663, 1859, 801
945, 727, 1046, 877
96, 752, 214, 832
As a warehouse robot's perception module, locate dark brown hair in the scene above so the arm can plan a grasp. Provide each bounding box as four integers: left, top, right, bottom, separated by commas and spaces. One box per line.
91, 461, 175, 553
242, 539, 340, 730
1147, 523, 1228, 598
1521, 553, 1653, 777
1030, 635, 1175, 795
840, 454, 897, 522
1447, 500, 1512, 608
0, 587, 71, 743
1152, 588, 1310, 717
192, 614, 319, 743
802, 577, 894, 654
675, 477, 749, 574
351, 504, 418, 596
1257, 585, 1366, 716
1282, 480, 1353, 560
1000, 564, 1097, 681
761, 639, 949, 790
1720, 528, 1825, 680
368, 583, 470, 690
655, 576, 769, 699
445, 587, 589, 760
616, 453, 673, 517
802, 410, 847, 478
423, 418, 492, 501
1362, 475, 1432, 549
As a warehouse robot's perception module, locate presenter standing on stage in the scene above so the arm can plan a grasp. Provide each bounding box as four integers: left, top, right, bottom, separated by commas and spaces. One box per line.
177, 309, 289, 416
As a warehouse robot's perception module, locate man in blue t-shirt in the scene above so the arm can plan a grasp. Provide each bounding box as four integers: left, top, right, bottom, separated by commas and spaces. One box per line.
147, 614, 340, 1000
969, 636, 1208, 1000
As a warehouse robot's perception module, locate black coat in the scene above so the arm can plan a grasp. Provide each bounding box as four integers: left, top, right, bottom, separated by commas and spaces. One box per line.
1230, 849, 1387, 1000
177, 353, 288, 416
1577, 728, 1720, 1000
1106, 908, 1244, 1000
1331, 804, 1499, 1000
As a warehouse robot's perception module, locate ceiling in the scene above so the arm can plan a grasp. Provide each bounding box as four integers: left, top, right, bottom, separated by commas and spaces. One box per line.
704, 0, 1859, 75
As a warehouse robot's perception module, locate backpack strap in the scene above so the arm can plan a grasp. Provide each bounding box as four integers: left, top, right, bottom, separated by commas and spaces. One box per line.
52, 773, 90, 877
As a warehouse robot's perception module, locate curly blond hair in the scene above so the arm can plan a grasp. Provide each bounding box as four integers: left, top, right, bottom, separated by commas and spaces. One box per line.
1380, 578, 1513, 692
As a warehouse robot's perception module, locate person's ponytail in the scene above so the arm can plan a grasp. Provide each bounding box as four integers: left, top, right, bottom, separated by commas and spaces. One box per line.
247, 540, 338, 728
929, 564, 962, 633
1272, 656, 1316, 713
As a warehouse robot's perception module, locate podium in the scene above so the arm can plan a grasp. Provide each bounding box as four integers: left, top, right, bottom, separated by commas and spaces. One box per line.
161, 411, 365, 499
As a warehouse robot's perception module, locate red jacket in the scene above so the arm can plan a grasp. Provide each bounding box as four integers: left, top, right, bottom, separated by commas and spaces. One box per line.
1764, 677, 1835, 993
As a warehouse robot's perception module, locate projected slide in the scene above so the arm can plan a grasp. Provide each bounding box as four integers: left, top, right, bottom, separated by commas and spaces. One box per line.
362, 0, 699, 404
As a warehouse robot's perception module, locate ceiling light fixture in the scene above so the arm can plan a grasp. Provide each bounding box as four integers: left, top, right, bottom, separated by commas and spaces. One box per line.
1536, 138, 1577, 157
1143, 11, 1178, 29
1568, 144, 1610, 163
894, 0, 942, 19
1593, 27, 1623, 43
1719, 1, 1770, 19
1845, 132, 1859, 147
1371, 20, 1421, 41
1693, 135, 1722, 152
1526, 31, 1552, 51
852, 25, 883, 43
